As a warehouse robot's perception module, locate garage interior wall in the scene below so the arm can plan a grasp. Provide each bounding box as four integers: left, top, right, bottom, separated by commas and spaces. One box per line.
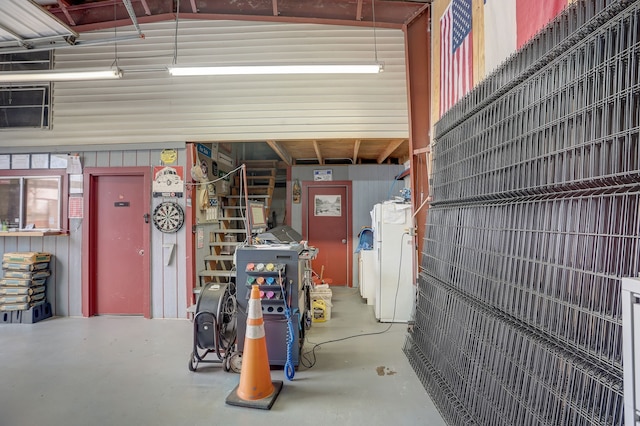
290, 164, 405, 286
0, 20, 409, 148
405, 0, 638, 424
0, 147, 188, 318
0, 18, 411, 318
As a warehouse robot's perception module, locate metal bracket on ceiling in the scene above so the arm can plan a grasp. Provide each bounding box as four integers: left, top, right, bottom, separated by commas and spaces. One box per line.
122, 0, 145, 39
63, 35, 77, 46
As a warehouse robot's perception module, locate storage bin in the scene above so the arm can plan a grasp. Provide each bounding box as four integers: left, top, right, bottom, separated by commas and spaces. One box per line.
310, 287, 333, 322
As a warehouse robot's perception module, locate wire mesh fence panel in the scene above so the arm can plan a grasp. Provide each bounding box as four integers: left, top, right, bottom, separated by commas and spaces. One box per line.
405, 1, 640, 425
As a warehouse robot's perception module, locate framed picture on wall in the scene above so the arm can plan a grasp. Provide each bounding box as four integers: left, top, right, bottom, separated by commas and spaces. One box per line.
314, 195, 341, 217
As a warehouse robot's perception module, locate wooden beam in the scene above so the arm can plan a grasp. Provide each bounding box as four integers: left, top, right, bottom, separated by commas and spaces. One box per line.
377, 139, 405, 164
312, 140, 323, 165
413, 146, 430, 155
266, 140, 292, 166
353, 139, 361, 164
56, 0, 76, 26
140, 0, 151, 15
356, 0, 363, 21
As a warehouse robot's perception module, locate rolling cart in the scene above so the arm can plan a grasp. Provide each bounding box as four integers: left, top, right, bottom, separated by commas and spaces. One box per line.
188, 281, 240, 372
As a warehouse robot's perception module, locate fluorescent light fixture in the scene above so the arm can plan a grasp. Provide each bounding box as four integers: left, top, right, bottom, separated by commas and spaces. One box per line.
0, 69, 122, 83
169, 63, 384, 76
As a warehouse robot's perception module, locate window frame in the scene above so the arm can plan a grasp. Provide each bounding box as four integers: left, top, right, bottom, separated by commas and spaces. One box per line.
0, 169, 68, 232
0, 51, 52, 129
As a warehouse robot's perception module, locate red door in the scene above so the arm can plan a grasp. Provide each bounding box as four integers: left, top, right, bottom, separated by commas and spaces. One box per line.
86, 172, 149, 316
303, 182, 352, 286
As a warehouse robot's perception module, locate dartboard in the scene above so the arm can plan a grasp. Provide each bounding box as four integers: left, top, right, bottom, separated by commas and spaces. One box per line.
153, 202, 185, 233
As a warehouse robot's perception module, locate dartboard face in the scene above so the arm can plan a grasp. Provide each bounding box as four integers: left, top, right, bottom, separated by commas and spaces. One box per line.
153, 202, 185, 233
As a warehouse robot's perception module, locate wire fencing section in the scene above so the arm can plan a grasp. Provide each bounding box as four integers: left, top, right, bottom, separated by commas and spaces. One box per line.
404, 1, 640, 425
405, 274, 624, 426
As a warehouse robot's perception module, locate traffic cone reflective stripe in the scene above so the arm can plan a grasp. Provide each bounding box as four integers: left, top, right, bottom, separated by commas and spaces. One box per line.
245, 323, 265, 339
245, 299, 265, 339
226, 284, 282, 409
247, 295, 262, 319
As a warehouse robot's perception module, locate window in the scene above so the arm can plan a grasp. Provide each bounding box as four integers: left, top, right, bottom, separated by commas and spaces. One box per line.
0, 51, 52, 129
0, 86, 49, 128
0, 174, 63, 230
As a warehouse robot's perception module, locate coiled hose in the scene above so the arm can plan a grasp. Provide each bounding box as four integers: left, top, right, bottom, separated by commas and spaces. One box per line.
279, 274, 295, 381
284, 305, 296, 381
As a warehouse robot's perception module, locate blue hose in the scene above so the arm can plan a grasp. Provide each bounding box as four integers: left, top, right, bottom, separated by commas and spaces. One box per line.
284, 305, 295, 380
280, 278, 296, 380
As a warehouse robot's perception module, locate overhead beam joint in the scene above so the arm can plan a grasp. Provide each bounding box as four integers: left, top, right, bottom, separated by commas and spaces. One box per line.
266, 140, 292, 166
353, 139, 361, 164
312, 140, 323, 165
377, 139, 405, 164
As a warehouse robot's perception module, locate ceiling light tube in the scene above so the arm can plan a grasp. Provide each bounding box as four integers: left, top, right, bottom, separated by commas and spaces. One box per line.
0, 69, 122, 83
169, 63, 384, 76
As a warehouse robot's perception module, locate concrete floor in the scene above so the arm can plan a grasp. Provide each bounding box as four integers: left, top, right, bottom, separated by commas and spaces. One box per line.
0, 288, 446, 426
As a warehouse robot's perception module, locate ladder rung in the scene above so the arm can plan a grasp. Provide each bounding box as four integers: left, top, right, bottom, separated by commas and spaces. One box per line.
243, 175, 275, 180
205, 255, 234, 261
199, 270, 237, 277
245, 167, 277, 172
247, 185, 273, 190
225, 195, 271, 199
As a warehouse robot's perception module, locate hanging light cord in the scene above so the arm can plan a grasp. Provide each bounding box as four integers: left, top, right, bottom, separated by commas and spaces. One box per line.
372, 0, 379, 63
111, 1, 119, 69
173, 0, 180, 65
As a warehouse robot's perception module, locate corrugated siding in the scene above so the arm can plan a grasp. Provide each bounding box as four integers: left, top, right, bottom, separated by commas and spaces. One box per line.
0, 147, 188, 319
0, 20, 408, 147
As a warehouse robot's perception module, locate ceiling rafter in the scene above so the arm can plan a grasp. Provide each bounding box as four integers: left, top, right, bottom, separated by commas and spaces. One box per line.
312, 140, 323, 165
377, 139, 405, 164
56, 0, 76, 26
356, 0, 363, 21
266, 140, 292, 166
41, 0, 425, 33
353, 139, 361, 164
140, 0, 151, 16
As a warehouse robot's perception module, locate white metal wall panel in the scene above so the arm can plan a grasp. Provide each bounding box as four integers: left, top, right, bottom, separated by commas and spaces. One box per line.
0, 20, 408, 147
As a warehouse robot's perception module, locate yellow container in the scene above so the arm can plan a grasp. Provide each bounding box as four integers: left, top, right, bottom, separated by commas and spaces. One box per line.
311, 288, 333, 322
312, 299, 327, 323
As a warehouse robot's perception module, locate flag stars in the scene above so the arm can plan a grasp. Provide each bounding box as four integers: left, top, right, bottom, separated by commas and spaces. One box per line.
452, 0, 472, 51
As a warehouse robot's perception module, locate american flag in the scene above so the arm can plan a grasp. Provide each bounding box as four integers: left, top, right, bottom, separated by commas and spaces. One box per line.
440, 0, 473, 117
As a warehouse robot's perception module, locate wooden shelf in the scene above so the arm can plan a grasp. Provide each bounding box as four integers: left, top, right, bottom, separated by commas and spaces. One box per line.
0, 231, 67, 237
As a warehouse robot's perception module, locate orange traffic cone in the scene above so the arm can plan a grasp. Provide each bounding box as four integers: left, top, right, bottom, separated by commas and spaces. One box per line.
226, 284, 283, 410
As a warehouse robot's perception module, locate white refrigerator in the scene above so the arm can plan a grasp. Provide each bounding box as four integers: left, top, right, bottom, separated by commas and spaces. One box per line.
370, 202, 415, 323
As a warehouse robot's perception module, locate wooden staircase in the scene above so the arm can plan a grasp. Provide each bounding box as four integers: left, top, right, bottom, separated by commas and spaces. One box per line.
194, 160, 277, 297
233, 160, 277, 218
